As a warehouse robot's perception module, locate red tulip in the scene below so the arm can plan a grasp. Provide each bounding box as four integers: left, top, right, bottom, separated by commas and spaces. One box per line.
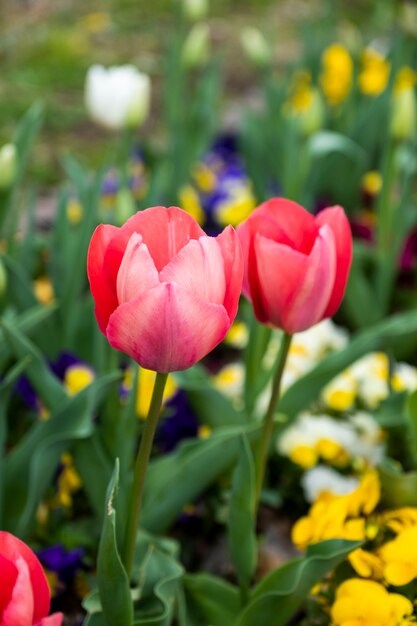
0, 531, 63, 626
237, 198, 352, 333
88, 206, 243, 372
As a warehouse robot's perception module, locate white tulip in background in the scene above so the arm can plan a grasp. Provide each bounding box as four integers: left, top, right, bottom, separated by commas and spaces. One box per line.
240, 27, 271, 67
181, 23, 210, 68
85, 65, 151, 131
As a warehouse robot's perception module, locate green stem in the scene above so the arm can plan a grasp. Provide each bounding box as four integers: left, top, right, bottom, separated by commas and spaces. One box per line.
255, 332, 292, 509
123, 371, 168, 580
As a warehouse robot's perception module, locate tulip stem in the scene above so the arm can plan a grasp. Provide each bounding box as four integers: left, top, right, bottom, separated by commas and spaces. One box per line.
255, 332, 292, 510
123, 371, 168, 580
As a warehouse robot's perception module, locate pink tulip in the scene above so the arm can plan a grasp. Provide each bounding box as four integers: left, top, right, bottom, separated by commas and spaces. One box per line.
88, 206, 243, 372
237, 198, 352, 333
0, 532, 63, 626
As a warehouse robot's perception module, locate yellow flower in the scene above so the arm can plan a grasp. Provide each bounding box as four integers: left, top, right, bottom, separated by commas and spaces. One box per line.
192, 163, 217, 192
381, 507, 417, 534
289, 445, 318, 469
211, 363, 244, 400
178, 185, 205, 225
198, 424, 212, 439
54, 453, 82, 509
292, 472, 380, 549
320, 44, 353, 106
362, 170, 383, 196
34, 276, 54, 305
394, 67, 417, 94
215, 184, 256, 227
224, 320, 248, 349
64, 364, 95, 395
349, 548, 384, 579
284, 71, 324, 136
359, 48, 390, 96
322, 371, 358, 411
136, 368, 177, 419
330, 578, 413, 626
379, 524, 417, 586
66, 198, 83, 225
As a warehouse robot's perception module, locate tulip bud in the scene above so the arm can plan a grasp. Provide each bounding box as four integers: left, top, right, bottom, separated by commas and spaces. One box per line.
85, 65, 151, 131
390, 67, 417, 141
240, 27, 271, 67
182, 0, 208, 21
182, 24, 210, 68
0, 143, 17, 189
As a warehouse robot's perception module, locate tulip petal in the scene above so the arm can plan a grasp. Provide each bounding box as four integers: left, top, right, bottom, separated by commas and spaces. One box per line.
106, 283, 230, 372
0, 532, 50, 624
36, 614, 64, 626
254, 224, 336, 333
256, 198, 318, 252
316, 205, 353, 317
116, 233, 159, 304
106, 206, 206, 277
159, 236, 226, 306
0, 554, 18, 614
87, 224, 120, 333
1, 556, 34, 626
215, 225, 244, 321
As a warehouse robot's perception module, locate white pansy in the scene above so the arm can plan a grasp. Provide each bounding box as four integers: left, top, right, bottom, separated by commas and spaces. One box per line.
322, 370, 358, 411
85, 65, 151, 130
349, 412, 385, 466
350, 352, 390, 408
392, 362, 417, 393
277, 413, 357, 458
302, 465, 359, 502
211, 363, 244, 402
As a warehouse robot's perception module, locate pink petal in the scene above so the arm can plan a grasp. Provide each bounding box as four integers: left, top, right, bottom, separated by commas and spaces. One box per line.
1, 556, 34, 626
316, 205, 353, 317
159, 236, 226, 306
255, 198, 318, 253
284, 224, 336, 332
215, 225, 244, 321
0, 532, 50, 624
36, 613, 64, 626
254, 224, 336, 333
0, 554, 18, 615
106, 206, 206, 275
116, 233, 159, 305
87, 224, 120, 333
106, 283, 230, 372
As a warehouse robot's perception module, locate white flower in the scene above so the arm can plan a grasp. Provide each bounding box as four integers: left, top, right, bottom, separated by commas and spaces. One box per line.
240, 27, 271, 66
85, 65, 151, 130
211, 363, 244, 400
322, 370, 358, 411
350, 352, 390, 408
349, 412, 385, 466
302, 465, 359, 502
182, 24, 210, 68
392, 362, 417, 393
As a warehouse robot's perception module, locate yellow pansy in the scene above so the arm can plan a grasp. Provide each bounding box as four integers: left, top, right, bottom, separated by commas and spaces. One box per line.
215, 185, 256, 227
359, 48, 390, 96
330, 578, 413, 626
34, 276, 54, 305
348, 548, 384, 579
178, 185, 205, 225
66, 198, 83, 225
292, 471, 380, 549
54, 453, 82, 509
322, 371, 358, 411
64, 364, 95, 395
379, 524, 417, 586
290, 445, 318, 469
136, 368, 177, 419
224, 320, 248, 349
284, 71, 324, 136
320, 44, 353, 106
192, 162, 217, 192
381, 507, 417, 534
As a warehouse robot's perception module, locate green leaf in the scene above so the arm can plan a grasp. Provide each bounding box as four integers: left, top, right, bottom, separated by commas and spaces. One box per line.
184, 573, 240, 626
308, 131, 367, 164
175, 365, 247, 428
406, 390, 417, 464
98, 460, 133, 626
280, 310, 417, 419
379, 459, 417, 508
141, 423, 260, 534
235, 540, 362, 626
3, 372, 119, 535
228, 435, 257, 589
0, 317, 66, 412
